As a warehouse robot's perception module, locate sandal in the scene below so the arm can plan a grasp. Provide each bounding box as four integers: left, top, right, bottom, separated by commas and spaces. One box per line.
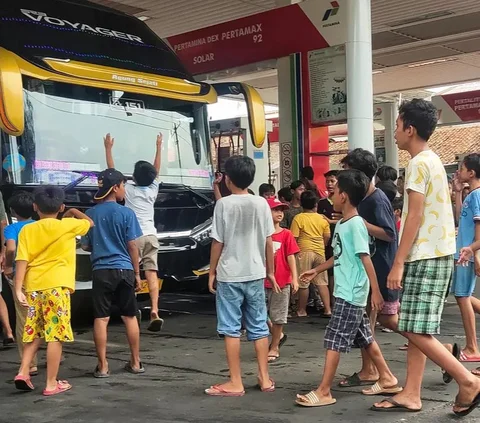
472, 367, 480, 377
2, 337, 15, 347
459, 350, 480, 362
124, 362, 145, 374
93, 365, 110, 378
205, 384, 245, 397
295, 391, 337, 407
370, 398, 422, 412
362, 381, 403, 396
43, 380, 72, 396
268, 355, 280, 363
258, 378, 275, 393
147, 317, 164, 332
14, 375, 34, 391
453, 392, 480, 417
338, 372, 378, 387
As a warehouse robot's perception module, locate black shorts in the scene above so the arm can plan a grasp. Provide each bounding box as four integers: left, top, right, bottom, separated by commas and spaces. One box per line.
92, 269, 138, 319
325, 246, 334, 277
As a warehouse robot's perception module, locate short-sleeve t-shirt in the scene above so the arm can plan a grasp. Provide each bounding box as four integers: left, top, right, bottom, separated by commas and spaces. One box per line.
455, 189, 480, 261
265, 229, 300, 289
281, 205, 303, 229
16, 218, 91, 293
83, 201, 142, 271
290, 212, 330, 257
5, 220, 35, 271
124, 178, 159, 236
332, 216, 370, 307
358, 189, 399, 302
211, 194, 275, 283
317, 197, 336, 248
401, 150, 456, 262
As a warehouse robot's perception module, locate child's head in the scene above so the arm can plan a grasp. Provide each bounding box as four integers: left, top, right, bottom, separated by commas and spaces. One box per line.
133, 160, 157, 187
8, 191, 34, 220
458, 153, 480, 184
94, 168, 127, 202
397, 175, 405, 195
259, 183, 276, 199
340, 148, 378, 182
267, 197, 289, 225
324, 170, 338, 196
290, 180, 306, 201
392, 197, 403, 221
33, 186, 65, 217
224, 155, 255, 191
376, 165, 397, 183
278, 187, 293, 203
300, 190, 318, 211
301, 166, 315, 181
333, 169, 369, 211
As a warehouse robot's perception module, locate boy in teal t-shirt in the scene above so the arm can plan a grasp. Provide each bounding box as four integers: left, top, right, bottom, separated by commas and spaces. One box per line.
295, 169, 399, 408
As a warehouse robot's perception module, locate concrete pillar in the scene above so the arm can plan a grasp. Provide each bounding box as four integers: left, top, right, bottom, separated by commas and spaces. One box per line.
383, 102, 399, 170
346, 0, 374, 152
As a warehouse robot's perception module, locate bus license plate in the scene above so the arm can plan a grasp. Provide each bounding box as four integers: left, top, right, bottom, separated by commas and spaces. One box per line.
137, 278, 163, 295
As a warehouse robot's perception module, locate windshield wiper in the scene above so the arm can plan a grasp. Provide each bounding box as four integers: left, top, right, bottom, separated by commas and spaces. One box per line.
63, 171, 100, 192
159, 182, 214, 209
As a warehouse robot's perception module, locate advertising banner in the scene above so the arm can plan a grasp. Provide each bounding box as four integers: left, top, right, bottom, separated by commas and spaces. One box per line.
432, 90, 480, 125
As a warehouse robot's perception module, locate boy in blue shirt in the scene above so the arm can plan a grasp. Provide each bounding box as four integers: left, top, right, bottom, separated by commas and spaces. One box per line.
451, 153, 480, 363
296, 170, 390, 408
82, 169, 144, 378
4, 192, 36, 372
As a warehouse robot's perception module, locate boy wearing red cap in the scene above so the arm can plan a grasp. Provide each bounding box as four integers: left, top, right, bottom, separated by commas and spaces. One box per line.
266, 197, 299, 362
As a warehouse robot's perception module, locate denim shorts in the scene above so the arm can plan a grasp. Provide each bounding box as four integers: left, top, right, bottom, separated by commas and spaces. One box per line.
451, 262, 477, 297
216, 279, 269, 341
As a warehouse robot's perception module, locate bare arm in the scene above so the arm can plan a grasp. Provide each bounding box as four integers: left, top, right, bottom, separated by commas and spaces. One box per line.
323, 228, 331, 247
287, 254, 299, 293
14, 260, 28, 307
4, 240, 16, 277
363, 221, 393, 242
474, 222, 480, 276
104, 133, 115, 168
63, 208, 94, 227
153, 133, 162, 174
208, 239, 224, 293
127, 240, 140, 276
455, 191, 463, 223
265, 236, 275, 279
360, 253, 384, 311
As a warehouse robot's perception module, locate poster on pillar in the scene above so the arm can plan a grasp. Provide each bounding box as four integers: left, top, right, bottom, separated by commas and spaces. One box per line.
166, 0, 347, 75
308, 45, 347, 126
432, 91, 480, 125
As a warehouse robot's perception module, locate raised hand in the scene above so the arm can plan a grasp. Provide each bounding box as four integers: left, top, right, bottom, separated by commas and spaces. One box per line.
104, 133, 114, 149
156, 133, 163, 149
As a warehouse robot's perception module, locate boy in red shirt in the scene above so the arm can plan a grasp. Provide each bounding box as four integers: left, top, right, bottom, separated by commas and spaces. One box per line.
265, 198, 299, 362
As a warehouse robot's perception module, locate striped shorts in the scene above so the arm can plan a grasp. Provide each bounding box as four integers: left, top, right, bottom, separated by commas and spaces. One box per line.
398, 255, 453, 335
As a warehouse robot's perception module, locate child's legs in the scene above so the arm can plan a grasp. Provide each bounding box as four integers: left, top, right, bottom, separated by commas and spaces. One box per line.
316, 349, 341, 396
216, 281, 245, 388
13, 289, 37, 368
19, 339, 41, 376
242, 280, 270, 384
267, 286, 289, 351
297, 252, 315, 315
145, 270, 159, 317
312, 253, 331, 314
117, 272, 142, 367
46, 341, 63, 390
139, 235, 160, 318
0, 293, 13, 337
94, 318, 110, 368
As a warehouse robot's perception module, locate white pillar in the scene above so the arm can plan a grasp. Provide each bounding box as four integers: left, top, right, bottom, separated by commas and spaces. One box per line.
346, 0, 374, 152
383, 102, 399, 170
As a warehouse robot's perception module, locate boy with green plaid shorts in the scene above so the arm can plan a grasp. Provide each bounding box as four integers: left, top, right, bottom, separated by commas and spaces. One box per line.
372, 99, 480, 417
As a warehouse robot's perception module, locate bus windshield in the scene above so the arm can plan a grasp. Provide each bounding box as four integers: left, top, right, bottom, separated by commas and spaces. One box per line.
3, 76, 212, 189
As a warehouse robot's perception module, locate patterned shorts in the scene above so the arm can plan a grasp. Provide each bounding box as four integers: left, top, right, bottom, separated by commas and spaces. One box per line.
398, 255, 453, 335
324, 298, 374, 353
23, 288, 74, 343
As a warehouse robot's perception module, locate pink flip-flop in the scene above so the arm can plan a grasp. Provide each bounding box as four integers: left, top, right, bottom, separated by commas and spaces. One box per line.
460, 351, 480, 363
14, 375, 34, 391
204, 384, 245, 397
43, 380, 72, 396
259, 379, 275, 393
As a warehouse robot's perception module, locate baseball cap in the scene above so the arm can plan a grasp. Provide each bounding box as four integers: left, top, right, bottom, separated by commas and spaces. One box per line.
267, 197, 289, 210
94, 168, 126, 200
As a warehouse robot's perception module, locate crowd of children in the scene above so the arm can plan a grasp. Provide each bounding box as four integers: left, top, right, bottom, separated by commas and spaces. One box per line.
1, 99, 480, 417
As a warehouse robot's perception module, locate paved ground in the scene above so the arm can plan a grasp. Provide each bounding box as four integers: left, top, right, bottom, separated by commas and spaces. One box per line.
1, 293, 480, 423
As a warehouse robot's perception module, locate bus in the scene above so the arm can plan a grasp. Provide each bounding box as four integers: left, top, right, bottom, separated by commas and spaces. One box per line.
0, 0, 266, 303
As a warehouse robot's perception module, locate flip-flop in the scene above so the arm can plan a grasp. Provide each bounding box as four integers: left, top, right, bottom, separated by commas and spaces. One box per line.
205, 384, 245, 397
2, 338, 15, 347
459, 350, 480, 362
399, 343, 409, 351
453, 392, 480, 417
443, 343, 460, 384
43, 380, 72, 396
93, 365, 110, 378
370, 398, 422, 412
29, 369, 39, 377
472, 367, 480, 377
278, 334, 288, 349
268, 355, 280, 363
147, 317, 164, 332
295, 391, 337, 407
124, 362, 145, 374
14, 375, 34, 391
320, 313, 332, 319
258, 378, 275, 393
338, 372, 378, 387
362, 382, 403, 396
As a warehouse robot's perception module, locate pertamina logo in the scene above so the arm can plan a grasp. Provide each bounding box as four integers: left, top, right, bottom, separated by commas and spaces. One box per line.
322, 1, 340, 22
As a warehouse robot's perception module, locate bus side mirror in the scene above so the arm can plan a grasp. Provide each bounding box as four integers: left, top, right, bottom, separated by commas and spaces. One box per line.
0, 48, 25, 136
211, 82, 266, 148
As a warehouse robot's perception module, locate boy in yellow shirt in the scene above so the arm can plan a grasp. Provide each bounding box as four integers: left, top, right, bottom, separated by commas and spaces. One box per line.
291, 191, 331, 317
13, 187, 93, 396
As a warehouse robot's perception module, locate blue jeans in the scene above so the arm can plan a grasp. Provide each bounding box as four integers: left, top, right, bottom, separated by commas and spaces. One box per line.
216, 280, 269, 341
